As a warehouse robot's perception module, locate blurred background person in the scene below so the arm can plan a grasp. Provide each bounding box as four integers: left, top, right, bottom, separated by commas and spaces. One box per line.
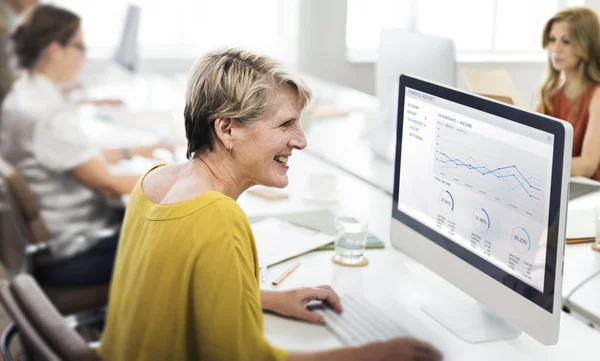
538, 7, 600, 180
0, 4, 171, 287
0, 0, 38, 105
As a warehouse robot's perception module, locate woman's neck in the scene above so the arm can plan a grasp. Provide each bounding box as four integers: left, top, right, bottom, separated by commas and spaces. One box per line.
189, 151, 253, 200
563, 69, 588, 99
29, 63, 62, 85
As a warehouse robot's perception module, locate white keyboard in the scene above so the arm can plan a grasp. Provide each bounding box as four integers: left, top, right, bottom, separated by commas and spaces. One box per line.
309, 293, 410, 346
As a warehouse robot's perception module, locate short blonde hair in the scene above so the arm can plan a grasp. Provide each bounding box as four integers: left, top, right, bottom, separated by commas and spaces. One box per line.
184, 48, 312, 158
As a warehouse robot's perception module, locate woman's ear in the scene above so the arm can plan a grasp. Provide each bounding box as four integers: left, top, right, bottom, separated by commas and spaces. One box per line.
42, 41, 63, 61
214, 117, 234, 151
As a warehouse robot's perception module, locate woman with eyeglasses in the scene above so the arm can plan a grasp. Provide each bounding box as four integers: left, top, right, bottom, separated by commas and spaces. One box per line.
0, 4, 167, 287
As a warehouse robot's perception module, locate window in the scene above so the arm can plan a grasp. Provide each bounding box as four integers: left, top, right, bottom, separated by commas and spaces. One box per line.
46, 0, 294, 61
346, 0, 586, 62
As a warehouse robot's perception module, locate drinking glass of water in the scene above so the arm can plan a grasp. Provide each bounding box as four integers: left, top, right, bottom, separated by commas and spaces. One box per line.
333, 215, 369, 266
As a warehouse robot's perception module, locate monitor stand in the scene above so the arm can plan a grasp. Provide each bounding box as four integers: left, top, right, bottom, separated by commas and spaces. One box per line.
421, 303, 522, 343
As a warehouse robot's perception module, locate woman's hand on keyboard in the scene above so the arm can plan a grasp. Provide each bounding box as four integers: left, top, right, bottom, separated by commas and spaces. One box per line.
368, 338, 443, 361
264, 285, 343, 324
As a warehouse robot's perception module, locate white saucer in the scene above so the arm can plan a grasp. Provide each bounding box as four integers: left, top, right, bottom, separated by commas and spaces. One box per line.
302, 190, 340, 203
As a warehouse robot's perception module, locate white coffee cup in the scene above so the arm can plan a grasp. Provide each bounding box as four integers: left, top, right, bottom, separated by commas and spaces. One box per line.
306, 172, 338, 200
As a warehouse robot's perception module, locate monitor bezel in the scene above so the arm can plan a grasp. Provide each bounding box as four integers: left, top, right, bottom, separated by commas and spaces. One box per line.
392, 75, 567, 313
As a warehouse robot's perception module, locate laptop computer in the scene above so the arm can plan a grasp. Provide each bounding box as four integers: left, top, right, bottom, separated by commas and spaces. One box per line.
569, 181, 600, 200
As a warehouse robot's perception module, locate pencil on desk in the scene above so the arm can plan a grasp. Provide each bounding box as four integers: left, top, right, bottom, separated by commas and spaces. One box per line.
272, 262, 300, 286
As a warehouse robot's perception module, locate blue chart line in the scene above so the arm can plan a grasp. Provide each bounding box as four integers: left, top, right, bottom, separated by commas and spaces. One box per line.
437, 151, 542, 200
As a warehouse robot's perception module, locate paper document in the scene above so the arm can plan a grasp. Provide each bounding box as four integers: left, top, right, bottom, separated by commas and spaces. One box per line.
566, 208, 595, 240
251, 218, 334, 267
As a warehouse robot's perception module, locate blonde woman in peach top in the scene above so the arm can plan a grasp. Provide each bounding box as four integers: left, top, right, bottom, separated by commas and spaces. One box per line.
538, 7, 600, 180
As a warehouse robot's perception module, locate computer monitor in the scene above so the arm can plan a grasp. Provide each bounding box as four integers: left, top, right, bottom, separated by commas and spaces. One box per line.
391, 75, 572, 345
370, 29, 456, 163
112, 4, 141, 72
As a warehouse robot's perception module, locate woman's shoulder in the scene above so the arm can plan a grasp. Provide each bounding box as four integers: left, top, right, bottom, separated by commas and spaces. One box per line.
3, 74, 63, 118
186, 194, 252, 252
200, 194, 248, 228
590, 82, 600, 93
139, 165, 243, 216
543, 86, 564, 107
588, 82, 600, 105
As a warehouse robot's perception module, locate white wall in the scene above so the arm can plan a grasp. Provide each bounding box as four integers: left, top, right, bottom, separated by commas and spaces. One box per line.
586, 0, 600, 13
297, 0, 375, 94
297, 0, 550, 108
84, 0, 600, 108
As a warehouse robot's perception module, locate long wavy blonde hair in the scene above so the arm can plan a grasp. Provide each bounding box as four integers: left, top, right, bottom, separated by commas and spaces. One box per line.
539, 7, 600, 116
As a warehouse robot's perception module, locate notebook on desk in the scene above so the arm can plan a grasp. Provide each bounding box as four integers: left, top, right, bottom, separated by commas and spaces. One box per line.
251, 217, 334, 267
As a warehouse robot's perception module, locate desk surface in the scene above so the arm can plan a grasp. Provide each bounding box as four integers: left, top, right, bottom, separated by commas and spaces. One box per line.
567, 272, 600, 326
246, 152, 600, 361
303, 77, 600, 303
563, 191, 600, 298
95, 73, 600, 360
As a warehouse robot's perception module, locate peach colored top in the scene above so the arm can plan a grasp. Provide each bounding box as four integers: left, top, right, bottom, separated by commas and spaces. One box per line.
545, 84, 600, 181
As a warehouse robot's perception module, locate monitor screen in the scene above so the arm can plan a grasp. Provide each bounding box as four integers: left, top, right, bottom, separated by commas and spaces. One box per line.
393, 77, 566, 313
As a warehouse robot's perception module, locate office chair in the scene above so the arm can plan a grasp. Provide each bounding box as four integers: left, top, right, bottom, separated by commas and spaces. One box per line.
0, 275, 99, 361
0, 161, 115, 315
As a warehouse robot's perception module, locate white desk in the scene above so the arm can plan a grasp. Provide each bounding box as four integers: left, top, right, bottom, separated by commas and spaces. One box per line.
302, 77, 395, 195
108, 123, 600, 361
563, 241, 600, 298
562, 191, 600, 298
567, 272, 600, 327
304, 77, 600, 304
304, 112, 395, 194
304, 110, 600, 328
90, 73, 600, 359
242, 152, 600, 361
562, 189, 600, 325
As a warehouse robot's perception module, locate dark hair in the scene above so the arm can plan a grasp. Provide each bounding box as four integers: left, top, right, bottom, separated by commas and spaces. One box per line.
11, 5, 80, 69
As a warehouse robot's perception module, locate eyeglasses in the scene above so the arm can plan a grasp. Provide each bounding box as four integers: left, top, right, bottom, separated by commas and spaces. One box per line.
66, 42, 86, 54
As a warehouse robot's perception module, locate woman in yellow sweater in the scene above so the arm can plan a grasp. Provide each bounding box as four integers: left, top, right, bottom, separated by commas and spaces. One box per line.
98, 48, 442, 361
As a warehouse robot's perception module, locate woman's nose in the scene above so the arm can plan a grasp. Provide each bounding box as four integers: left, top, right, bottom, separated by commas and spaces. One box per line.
289, 127, 307, 150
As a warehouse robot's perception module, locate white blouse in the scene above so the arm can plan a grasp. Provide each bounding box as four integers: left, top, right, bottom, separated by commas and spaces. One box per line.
0, 72, 113, 260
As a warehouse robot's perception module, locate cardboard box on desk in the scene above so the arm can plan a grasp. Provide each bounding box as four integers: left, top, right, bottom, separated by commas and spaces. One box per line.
476, 93, 514, 106
463, 70, 528, 110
